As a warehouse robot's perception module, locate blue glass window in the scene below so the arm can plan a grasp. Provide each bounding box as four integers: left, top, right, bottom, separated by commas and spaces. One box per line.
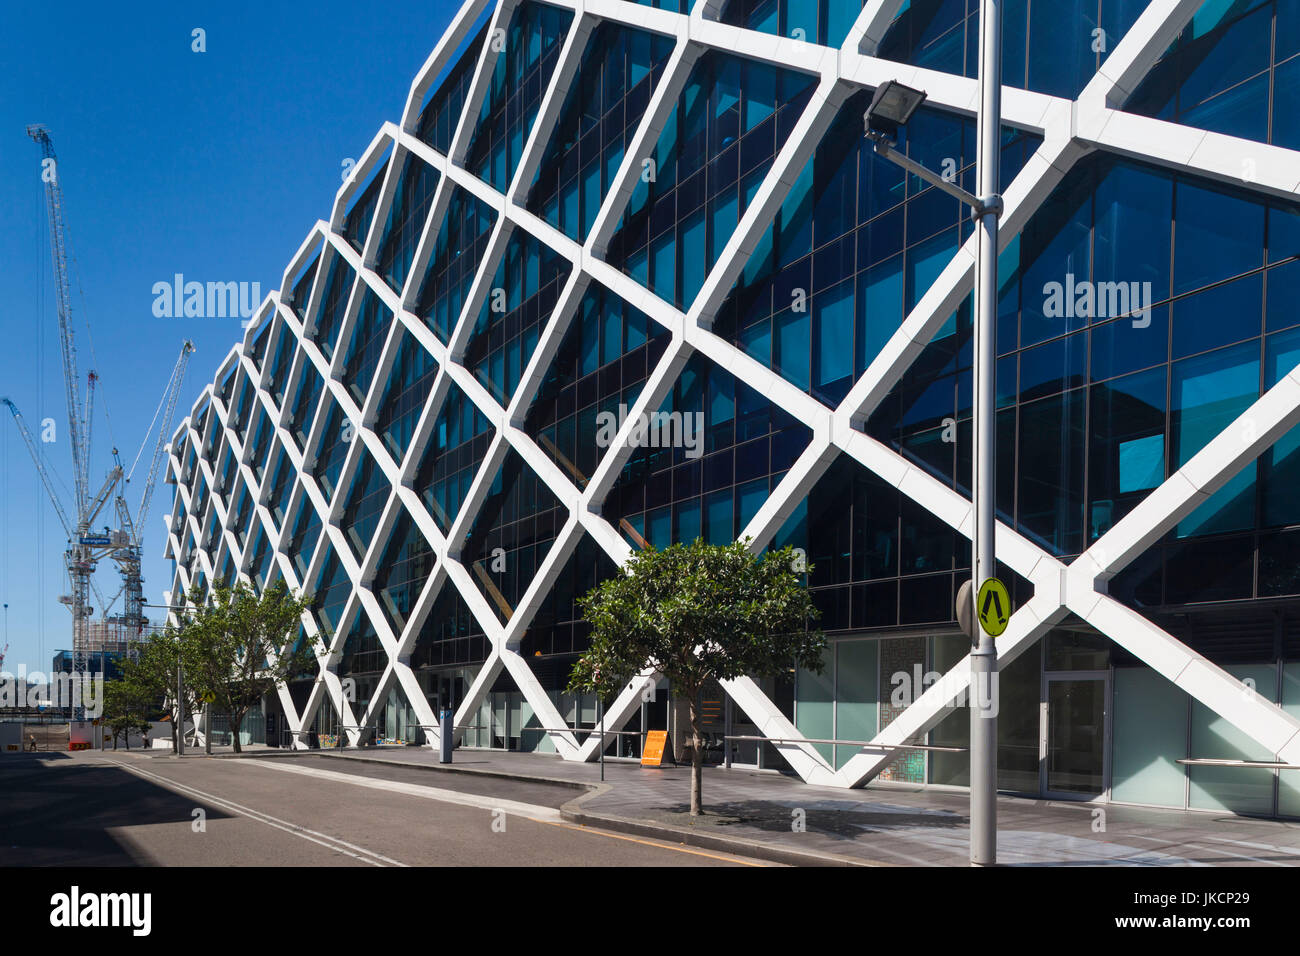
602, 352, 811, 549
716, 90, 1037, 406
524, 22, 675, 242
606, 50, 818, 310
720, 0, 867, 49
879, 0, 1151, 100
411, 581, 488, 669
287, 487, 321, 579
1172, 340, 1260, 538
1262, 327, 1300, 527
288, 358, 323, 452
286, 250, 321, 322
414, 381, 494, 532
462, 228, 571, 407
416, 20, 491, 155
313, 403, 353, 501
461, 450, 566, 623
373, 510, 434, 637
340, 449, 390, 564
1128, 0, 1294, 146
464, 1, 573, 192
524, 284, 670, 488
376, 153, 440, 294
377, 329, 439, 464
414, 186, 496, 343
342, 155, 390, 253
313, 253, 356, 361
342, 289, 394, 406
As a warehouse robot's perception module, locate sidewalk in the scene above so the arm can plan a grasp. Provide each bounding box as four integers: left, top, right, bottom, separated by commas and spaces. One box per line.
236, 745, 1300, 866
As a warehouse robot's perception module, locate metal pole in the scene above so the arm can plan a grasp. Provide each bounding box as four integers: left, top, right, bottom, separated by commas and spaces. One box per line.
176, 660, 185, 756
970, 0, 1003, 867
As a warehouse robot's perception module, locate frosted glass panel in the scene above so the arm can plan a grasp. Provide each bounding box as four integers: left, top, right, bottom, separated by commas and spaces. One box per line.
835, 640, 878, 770
796, 646, 834, 764
928, 634, 969, 786
1281, 664, 1300, 817
1190, 664, 1276, 815
1112, 667, 1188, 808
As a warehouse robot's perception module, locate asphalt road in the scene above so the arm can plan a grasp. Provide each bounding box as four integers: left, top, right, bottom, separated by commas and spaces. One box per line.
0, 751, 769, 867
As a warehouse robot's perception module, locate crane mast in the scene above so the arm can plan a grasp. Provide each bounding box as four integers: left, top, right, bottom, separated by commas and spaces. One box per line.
12, 125, 194, 723
27, 126, 89, 511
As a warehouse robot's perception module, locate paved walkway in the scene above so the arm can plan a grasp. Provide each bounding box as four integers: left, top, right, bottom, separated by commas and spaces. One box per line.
226, 745, 1300, 866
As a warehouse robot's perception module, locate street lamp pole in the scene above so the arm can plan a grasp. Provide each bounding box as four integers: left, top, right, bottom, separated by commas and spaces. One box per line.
969, 0, 1003, 867
177, 656, 185, 756
864, 3, 1003, 867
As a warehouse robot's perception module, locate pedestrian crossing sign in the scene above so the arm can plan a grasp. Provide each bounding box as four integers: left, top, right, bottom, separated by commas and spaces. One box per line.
976, 578, 1011, 637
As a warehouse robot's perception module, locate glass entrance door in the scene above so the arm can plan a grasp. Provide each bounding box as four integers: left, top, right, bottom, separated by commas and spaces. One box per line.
1043, 673, 1109, 798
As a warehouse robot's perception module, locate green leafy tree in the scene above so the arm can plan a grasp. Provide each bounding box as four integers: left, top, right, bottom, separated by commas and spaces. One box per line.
567, 538, 825, 816
100, 678, 153, 749
119, 621, 206, 753
183, 578, 314, 753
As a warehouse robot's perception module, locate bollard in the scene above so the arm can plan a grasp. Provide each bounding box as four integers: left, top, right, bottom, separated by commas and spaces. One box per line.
439, 707, 453, 764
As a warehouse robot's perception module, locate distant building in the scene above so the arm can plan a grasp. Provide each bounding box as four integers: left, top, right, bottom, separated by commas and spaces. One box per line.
52, 649, 129, 684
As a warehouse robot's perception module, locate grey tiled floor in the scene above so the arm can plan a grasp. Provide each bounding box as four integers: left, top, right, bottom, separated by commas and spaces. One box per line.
303, 746, 1300, 866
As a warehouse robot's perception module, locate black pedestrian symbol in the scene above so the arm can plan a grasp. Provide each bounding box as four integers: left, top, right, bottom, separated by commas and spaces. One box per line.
976, 578, 1010, 637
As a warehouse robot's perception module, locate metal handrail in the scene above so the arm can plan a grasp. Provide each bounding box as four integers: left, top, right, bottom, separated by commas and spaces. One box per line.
1177, 758, 1300, 770
725, 735, 966, 753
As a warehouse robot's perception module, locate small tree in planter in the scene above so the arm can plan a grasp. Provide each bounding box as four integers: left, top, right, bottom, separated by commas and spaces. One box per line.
567, 538, 824, 816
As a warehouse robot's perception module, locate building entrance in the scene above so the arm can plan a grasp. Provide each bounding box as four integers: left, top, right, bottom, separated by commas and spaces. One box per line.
1041, 671, 1110, 799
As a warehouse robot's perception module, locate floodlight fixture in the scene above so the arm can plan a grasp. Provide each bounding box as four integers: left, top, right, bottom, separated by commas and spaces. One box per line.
862, 80, 928, 140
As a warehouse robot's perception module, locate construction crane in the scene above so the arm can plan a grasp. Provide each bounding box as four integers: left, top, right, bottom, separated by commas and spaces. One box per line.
1, 396, 125, 688
10, 127, 197, 718
11, 124, 131, 719
111, 340, 196, 635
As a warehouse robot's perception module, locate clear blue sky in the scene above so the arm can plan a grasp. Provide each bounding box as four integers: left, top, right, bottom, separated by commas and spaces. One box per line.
0, 0, 462, 673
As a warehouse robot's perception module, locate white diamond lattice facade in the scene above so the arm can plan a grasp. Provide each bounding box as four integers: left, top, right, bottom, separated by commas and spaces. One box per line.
164, 0, 1300, 813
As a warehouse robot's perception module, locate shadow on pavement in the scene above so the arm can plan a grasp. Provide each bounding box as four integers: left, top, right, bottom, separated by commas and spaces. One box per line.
0, 758, 234, 866
641, 798, 967, 840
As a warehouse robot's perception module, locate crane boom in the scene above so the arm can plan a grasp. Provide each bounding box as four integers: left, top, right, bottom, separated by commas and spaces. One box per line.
113, 339, 195, 634
1, 397, 73, 537
26, 125, 88, 513
83, 371, 97, 501
137, 341, 195, 544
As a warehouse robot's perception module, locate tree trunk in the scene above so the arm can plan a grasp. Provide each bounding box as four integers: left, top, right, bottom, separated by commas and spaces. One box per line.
231, 709, 244, 753
688, 690, 704, 816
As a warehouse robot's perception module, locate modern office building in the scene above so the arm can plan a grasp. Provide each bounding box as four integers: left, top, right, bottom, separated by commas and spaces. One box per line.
164, 0, 1300, 816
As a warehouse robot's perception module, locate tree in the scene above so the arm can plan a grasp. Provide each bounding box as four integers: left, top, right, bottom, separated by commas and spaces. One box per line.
182, 578, 314, 753
567, 538, 825, 816
118, 622, 206, 754
101, 678, 152, 750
